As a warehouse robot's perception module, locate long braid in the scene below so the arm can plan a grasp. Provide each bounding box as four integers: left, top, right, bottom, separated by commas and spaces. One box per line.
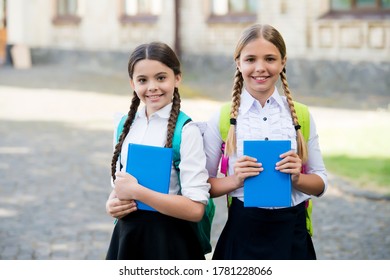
110, 91, 141, 180
165, 87, 181, 148
225, 69, 244, 156
280, 70, 308, 163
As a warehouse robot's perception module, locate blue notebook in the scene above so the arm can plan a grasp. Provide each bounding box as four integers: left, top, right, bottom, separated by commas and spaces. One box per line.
126, 143, 173, 211
243, 140, 291, 207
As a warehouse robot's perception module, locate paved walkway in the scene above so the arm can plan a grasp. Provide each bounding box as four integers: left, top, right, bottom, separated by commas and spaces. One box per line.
1, 82, 389, 260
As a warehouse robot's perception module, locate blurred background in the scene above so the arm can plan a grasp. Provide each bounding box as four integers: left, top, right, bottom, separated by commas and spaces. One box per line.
0, 0, 389, 260
1, 0, 390, 109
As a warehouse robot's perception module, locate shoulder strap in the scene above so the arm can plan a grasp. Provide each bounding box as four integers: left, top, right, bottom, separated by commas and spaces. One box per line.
116, 115, 128, 143
116, 112, 191, 170
172, 111, 192, 171
219, 102, 231, 142
293, 101, 310, 142
219, 101, 310, 142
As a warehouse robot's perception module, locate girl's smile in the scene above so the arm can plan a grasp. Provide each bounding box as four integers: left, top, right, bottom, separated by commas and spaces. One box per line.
146, 93, 165, 101
252, 75, 269, 83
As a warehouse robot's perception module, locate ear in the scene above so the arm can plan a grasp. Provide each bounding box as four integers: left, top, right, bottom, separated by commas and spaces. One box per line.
174, 73, 182, 87
281, 56, 287, 71
235, 59, 241, 72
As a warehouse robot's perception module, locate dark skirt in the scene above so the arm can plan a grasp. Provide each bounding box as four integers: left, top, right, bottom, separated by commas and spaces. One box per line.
212, 198, 316, 260
106, 209, 205, 260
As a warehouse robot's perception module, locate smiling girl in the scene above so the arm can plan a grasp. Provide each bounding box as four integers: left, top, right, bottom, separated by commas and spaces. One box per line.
105, 42, 210, 260
203, 24, 327, 259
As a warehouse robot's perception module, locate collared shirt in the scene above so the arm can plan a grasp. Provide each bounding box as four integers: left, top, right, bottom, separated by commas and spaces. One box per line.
203, 87, 327, 207
112, 103, 210, 205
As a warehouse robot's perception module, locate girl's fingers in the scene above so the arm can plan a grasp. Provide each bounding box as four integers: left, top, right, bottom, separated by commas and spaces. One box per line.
112, 203, 137, 218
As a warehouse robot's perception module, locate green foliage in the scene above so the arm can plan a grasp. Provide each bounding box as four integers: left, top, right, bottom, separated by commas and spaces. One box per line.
324, 155, 390, 194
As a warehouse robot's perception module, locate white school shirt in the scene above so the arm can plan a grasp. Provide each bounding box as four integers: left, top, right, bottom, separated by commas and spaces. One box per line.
203, 87, 328, 207
112, 103, 210, 205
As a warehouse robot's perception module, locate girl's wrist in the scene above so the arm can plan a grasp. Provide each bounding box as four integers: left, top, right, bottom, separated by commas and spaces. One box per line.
231, 174, 243, 190
131, 183, 145, 201
291, 173, 302, 188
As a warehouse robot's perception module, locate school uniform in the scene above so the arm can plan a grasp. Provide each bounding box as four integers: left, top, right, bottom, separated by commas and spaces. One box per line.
106, 103, 210, 260
203, 88, 328, 260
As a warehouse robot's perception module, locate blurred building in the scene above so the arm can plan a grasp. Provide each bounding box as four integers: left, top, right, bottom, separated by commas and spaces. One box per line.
1, 0, 390, 103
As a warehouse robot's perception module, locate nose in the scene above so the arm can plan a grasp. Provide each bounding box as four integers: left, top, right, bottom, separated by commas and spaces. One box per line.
254, 60, 265, 72
148, 81, 158, 92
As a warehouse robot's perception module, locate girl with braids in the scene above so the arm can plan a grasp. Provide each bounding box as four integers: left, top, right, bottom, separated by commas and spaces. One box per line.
105, 42, 210, 260
203, 24, 327, 259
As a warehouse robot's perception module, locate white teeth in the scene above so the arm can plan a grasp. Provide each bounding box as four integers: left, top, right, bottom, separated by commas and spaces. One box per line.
254, 77, 266, 81
147, 94, 163, 99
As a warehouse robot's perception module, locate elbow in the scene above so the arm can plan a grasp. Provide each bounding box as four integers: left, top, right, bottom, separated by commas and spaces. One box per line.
315, 183, 326, 197
189, 203, 205, 222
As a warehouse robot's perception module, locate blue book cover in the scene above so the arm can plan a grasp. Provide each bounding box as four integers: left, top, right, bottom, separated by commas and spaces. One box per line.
126, 143, 173, 211
243, 140, 292, 207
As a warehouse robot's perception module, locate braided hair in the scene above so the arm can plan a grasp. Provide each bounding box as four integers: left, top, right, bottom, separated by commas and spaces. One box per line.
225, 24, 308, 162
110, 42, 182, 180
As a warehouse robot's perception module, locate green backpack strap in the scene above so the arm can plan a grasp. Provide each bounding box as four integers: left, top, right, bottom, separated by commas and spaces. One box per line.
293, 101, 310, 142
172, 111, 192, 171
293, 101, 314, 237
219, 101, 310, 142
219, 102, 231, 142
117, 111, 192, 170
116, 115, 128, 143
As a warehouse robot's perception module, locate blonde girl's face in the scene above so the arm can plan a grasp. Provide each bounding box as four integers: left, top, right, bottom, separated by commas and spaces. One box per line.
236, 37, 286, 103
130, 59, 181, 117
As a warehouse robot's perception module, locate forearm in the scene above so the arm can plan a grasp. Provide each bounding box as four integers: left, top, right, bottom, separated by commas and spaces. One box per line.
293, 173, 325, 196
135, 185, 205, 222
208, 176, 241, 198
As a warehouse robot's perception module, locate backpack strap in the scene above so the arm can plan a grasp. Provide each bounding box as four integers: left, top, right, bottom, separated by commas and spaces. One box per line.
116, 115, 128, 143
293, 101, 310, 142
219, 101, 310, 142
292, 101, 314, 236
219, 102, 231, 142
172, 111, 192, 171
116, 111, 191, 163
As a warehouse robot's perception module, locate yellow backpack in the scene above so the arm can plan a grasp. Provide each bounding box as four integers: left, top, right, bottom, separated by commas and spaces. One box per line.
218, 101, 314, 236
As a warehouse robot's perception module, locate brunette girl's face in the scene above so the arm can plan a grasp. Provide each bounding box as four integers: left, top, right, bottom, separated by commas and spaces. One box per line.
130, 59, 181, 117
236, 37, 286, 103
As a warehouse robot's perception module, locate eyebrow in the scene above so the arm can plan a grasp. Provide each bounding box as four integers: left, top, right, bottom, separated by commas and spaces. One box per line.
154, 72, 168, 76
135, 72, 168, 79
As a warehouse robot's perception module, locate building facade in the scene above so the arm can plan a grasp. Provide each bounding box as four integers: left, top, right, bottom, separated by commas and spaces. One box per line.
2, 0, 390, 106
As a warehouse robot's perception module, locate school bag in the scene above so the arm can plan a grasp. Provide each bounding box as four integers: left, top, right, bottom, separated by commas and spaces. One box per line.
116, 111, 216, 254
218, 101, 314, 236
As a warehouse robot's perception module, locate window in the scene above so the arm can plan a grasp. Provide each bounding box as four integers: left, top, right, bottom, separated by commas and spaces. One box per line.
52, 0, 81, 25
323, 0, 390, 18
120, 0, 161, 23
57, 0, 78, 16
212, 0, 257, 15
331, 0, 390, 11
209, 0, 258, 23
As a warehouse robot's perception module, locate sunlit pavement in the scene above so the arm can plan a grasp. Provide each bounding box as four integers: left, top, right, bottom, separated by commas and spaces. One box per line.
1, 86, 389, 260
